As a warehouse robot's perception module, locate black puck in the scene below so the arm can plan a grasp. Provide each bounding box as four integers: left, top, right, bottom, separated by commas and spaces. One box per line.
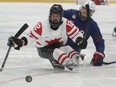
25, 75, 32, 83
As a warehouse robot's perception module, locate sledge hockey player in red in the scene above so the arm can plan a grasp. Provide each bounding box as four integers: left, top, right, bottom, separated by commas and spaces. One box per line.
7, 4, 87, 70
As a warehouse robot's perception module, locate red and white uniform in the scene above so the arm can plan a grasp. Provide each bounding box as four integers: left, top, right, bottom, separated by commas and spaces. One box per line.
28, 18, 83, 66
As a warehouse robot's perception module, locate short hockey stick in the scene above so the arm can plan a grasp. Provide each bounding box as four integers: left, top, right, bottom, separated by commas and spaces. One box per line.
103, 61, 116, 65
90, 60, 116, 65
0, 23, 29, 72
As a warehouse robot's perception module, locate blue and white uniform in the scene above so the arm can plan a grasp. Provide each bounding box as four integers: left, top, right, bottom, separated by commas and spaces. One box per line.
63, 9, 105, 53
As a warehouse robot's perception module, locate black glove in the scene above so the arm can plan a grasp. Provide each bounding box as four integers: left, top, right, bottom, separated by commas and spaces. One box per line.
7, 36, 28, 50
76, 37, 87, 49
91, 52, 105, 66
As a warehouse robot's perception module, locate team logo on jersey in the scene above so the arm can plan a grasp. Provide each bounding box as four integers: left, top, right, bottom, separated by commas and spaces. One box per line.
45, 37, 62, 45
72, 14, 76, 19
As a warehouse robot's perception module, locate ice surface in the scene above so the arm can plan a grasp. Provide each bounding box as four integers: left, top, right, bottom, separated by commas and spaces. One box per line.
0, 2, 116, 87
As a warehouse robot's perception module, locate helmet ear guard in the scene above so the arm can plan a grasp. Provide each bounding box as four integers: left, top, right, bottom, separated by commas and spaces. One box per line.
49, 4, 63, 30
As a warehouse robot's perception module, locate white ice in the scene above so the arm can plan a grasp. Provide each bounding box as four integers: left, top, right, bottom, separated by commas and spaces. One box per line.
0, 2, 116, 87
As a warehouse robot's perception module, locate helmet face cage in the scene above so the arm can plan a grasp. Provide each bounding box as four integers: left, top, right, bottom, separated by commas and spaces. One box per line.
49, 4, 63, 29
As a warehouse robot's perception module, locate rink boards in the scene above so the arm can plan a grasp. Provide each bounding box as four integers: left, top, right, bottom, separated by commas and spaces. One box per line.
0, 0, 116, 4
0, 0, 74, 3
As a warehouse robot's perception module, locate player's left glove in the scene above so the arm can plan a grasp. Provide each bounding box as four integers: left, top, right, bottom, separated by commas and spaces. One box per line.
91, 52, 105, 66
76, 37, 87, 49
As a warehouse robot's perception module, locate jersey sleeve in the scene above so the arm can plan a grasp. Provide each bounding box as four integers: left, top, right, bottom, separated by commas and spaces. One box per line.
63, 9, 77, 20
63, 10, 73, 20
66, 19, 83, 42
28, 22, 46, 47
28, 22, 42, 39
63, 9, 78, 21
90, 21, 105, 53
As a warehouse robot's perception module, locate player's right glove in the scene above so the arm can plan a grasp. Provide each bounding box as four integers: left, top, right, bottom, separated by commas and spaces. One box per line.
91, 52, 105, 66
7, 36, 28, 50
76, 37, 87, 49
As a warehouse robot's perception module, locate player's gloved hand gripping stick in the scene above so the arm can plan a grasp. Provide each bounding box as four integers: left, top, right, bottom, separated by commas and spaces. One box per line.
0, 23, 29, 72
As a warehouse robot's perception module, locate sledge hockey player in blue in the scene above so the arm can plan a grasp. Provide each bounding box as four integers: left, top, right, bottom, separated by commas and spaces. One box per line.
63, 0, 105, 66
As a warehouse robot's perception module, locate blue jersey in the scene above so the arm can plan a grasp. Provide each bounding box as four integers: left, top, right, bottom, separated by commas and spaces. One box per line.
63, 9, 105, 53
